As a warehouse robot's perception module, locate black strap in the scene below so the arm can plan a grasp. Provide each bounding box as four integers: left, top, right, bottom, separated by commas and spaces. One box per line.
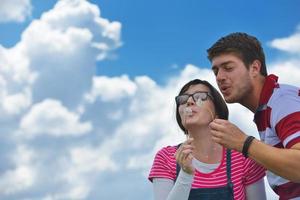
242, 136, 255, 158
226, 149, 233, 190
175, 144, 182, 182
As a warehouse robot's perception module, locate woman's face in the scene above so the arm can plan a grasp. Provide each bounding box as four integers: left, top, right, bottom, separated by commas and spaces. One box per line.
178, 84, 215, 129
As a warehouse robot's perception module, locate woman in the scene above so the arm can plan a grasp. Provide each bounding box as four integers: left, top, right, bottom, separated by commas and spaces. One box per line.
148, 79, 266, 200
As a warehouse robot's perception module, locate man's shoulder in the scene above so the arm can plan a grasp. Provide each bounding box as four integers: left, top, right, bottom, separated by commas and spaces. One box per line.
270, 83, 300, 103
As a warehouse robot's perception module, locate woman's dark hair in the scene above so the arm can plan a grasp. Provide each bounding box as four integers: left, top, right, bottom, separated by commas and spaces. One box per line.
175, 79, 229, 134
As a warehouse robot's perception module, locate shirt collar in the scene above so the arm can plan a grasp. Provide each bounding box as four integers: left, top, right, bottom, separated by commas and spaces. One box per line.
258, 74, 279, 107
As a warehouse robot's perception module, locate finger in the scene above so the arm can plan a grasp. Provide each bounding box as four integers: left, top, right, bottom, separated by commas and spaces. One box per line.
175, 148, 185, 161
185, 137, 194, 145
211, 135, 222, 145
212, 118, 227, 124
187, 153, 194, 162
209, 121, 224, 131
181, 149, 193, 161
182, 149, 193, 156
181, 144, 195, 151
176, 143, 185, 153
176, 138, 194, 161
175, 147, 183, 160
210, 129, 224, 139
211, 130, 226, 145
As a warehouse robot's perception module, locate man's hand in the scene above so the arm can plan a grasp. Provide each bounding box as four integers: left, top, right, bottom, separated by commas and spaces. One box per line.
209, 119, 248, 152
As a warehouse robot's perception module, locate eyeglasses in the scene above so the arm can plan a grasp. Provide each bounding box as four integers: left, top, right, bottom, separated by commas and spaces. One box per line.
175, 91, 213, 105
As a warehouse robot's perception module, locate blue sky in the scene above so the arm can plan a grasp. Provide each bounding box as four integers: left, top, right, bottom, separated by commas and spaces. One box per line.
0, 0, 300, 199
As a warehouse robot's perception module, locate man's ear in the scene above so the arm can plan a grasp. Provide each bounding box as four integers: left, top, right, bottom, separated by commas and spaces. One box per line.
250, 60, 261, 77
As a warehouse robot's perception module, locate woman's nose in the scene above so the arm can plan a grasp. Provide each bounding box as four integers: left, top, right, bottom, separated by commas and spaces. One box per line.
186, 96, 195, 106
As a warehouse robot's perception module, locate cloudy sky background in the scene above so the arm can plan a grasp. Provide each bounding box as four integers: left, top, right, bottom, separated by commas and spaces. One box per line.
1, 0, 300, 199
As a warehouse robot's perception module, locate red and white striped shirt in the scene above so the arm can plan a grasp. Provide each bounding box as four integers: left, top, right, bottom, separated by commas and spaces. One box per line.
254, 74, 300, 199
149, 145, 265, 200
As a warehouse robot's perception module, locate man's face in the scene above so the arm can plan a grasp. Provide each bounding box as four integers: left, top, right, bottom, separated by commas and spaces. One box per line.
211, 53, 253, 104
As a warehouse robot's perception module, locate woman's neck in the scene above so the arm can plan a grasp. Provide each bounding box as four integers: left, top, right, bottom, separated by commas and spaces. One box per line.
187, 126, 223, 164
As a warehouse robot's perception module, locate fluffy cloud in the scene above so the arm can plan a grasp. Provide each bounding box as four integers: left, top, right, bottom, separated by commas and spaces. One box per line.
0, 0, 122, 116
0, 0, 32, 23
0, 166, 35, 195
19, 99, 92, 138
0, 45, 35, 116
85, 75, 137, 103
0, 0, 122, 199
270, 33, 300, 54
45, 145, 118, 199
18, 0, 121, 108
268, 27, 300, 85
1, 0, 300, 199
0, 145, 36, 195
269, 59, 300, 85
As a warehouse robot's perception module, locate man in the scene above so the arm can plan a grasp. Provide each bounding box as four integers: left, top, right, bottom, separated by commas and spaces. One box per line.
207, 32, 300, 199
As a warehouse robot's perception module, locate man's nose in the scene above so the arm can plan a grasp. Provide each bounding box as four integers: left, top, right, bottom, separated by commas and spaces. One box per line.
216, 69, 226, 82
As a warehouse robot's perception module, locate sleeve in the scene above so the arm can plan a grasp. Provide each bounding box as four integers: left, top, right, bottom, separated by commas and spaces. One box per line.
153, 170, 193, 200
148, 147, 176, 182
245, 178, 267, 200
242, 158, 266, 186
272, 93, 300, 148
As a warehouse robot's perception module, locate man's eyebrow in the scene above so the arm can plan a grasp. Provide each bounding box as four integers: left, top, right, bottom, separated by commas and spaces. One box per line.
211, 61, 233, 70
221, 61, 234, 66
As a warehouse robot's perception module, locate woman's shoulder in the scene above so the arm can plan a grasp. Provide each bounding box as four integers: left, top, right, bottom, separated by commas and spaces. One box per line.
228, 149, 247, 163
229, 149, 265, 170
151, 145, 178, 169
156, 145, 178, 156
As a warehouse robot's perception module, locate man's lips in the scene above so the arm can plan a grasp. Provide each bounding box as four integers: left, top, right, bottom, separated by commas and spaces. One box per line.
220, 85, 230, 95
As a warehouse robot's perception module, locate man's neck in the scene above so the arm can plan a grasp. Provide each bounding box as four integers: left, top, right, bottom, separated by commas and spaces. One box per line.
241, 76, 266, 113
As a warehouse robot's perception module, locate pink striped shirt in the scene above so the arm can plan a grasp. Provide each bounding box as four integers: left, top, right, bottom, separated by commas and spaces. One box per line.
149, 145, 265, 200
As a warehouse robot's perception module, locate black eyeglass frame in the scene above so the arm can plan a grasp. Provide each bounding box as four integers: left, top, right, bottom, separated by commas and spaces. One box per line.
175, 91, 213, 105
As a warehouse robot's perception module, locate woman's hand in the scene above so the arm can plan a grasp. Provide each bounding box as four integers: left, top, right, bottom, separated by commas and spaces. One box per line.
175, 138, 195, 175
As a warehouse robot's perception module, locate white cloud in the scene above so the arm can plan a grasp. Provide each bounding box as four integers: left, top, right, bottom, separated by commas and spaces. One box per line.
19, 99, 92, 138
2, 87, 32, 115
0, 145, 36, 195
0, 0, 122, 111
1, 1, 300, 199
269, 59, 300, 85
24, 0, 121, 60
270, 33, 300, 54
49, 145, 118, 199
68, 146, 118, 174
40, 184, 90, 200
0, 166, 35, 195
0, 0, 32, 23
0, 0, 123, 198
0, 45, 35, 116
0, 0, 122, 116
268, 28, 300, 86
85, 75, 137, 103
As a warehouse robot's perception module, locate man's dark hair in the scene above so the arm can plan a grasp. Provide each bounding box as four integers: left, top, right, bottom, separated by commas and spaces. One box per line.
207, 32, 267, 76
175, 79, 229, 134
